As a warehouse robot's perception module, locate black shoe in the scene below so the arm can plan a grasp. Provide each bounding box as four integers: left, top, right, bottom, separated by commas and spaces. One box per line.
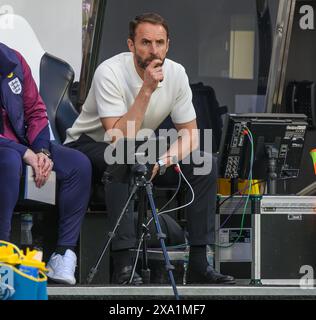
112, 265, 143, 285
187, 266, 235, 285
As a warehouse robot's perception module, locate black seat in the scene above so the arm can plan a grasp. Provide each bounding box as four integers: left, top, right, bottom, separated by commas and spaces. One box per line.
40, 53, 79, 144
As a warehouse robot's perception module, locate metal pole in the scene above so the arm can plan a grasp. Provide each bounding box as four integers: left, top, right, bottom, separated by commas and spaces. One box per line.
265, 0, 297, 113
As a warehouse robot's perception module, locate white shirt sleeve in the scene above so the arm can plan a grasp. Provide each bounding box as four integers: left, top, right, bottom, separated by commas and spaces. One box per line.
170, 66, 196, 124
93, 64, 127, 118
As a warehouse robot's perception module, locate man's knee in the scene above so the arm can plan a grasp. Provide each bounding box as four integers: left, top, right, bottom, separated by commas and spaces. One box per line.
67, 141, 108, 179
70, 150, 92, 181
52, 144, 92, 180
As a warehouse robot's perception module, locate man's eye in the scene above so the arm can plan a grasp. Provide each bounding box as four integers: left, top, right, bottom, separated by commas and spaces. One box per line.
142, 40, 150, 45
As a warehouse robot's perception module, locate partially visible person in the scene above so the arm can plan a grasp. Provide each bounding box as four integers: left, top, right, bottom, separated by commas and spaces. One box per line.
0, 42, 92, 285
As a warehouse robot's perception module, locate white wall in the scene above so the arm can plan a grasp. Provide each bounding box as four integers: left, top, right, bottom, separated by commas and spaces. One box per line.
0, 0, 82, 80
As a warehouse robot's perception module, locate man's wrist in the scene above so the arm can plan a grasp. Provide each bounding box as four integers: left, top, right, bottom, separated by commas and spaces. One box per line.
157, 159, 167, 175
140, 85, 154, 97
159, 155, 178, 167
36, 148, 52, 159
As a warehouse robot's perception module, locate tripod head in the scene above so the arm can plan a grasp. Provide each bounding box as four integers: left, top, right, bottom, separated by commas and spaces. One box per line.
131, 163, 148, 177
102, 160, 153, 186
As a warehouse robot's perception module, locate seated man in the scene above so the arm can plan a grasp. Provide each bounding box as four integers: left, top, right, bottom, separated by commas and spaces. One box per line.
0, 43, 92, 285
65, 13, 234, 285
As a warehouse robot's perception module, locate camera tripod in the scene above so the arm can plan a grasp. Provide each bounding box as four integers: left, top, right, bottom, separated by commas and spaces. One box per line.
86, 163, 180, 300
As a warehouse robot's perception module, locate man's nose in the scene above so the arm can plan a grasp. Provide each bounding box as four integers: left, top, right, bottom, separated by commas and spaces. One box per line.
149, 43, 158, 55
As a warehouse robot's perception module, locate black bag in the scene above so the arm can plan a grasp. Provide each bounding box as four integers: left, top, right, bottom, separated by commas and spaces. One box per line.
134, 212, 185, 248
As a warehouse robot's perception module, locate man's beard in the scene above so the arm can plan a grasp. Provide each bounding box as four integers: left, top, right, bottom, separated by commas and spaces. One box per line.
135, 53, 165, 70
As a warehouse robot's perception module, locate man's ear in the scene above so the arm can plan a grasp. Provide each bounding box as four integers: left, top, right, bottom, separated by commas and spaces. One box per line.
127, 39, 135, 53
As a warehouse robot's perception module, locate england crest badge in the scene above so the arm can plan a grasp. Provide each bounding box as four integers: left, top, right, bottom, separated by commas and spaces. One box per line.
8, 77, 22, 95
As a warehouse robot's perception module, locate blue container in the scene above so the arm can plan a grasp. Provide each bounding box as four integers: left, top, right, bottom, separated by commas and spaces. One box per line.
0, 263, 48, 300
19, 265, 38, 278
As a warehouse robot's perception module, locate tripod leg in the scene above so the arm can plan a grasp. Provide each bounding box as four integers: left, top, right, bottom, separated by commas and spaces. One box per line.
141, 224, 151, 284
137, 189, 151, 283
145, 182, 180, 300
86, 184, 138, 284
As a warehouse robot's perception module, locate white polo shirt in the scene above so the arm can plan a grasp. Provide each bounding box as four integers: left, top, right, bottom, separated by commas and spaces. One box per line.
65, 52, 196, 143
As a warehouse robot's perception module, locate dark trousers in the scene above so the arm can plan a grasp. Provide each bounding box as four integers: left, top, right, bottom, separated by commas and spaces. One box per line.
0, 143, 92, 247
66, 134, 217, 250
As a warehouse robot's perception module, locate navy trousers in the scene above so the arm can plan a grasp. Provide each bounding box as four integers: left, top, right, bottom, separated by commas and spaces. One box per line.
0, 143, 91, 247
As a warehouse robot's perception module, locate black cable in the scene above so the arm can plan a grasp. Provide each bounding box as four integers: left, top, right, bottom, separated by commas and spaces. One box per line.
216, 196, 245, 231
157, 172, 182, 213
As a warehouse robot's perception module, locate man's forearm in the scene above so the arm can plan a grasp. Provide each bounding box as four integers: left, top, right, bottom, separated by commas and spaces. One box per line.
112, 86, 152, 137
161, 132, 199, 166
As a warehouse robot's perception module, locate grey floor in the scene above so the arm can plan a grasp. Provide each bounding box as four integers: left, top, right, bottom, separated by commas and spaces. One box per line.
47, 284, 316, 300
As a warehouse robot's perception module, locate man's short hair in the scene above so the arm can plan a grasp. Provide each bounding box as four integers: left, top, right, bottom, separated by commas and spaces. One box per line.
129, 12, 169, 41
